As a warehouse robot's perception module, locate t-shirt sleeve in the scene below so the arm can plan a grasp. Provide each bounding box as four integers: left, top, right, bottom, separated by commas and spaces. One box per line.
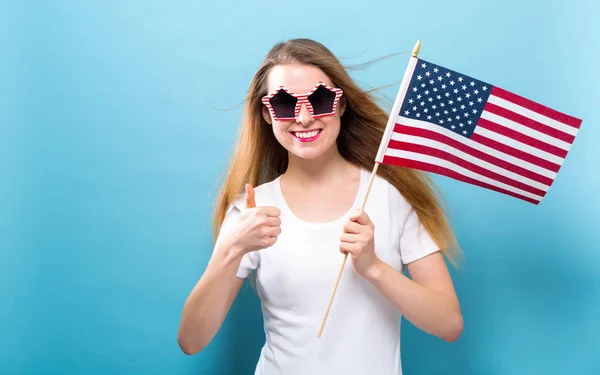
398, 205, 440, 265
213, 201, 261, 279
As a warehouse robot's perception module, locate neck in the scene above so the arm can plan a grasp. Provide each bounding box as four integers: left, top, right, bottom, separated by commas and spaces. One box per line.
284, 145, 356, 187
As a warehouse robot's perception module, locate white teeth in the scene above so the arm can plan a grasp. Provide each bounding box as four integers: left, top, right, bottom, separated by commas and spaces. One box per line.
294, 130, 319, 139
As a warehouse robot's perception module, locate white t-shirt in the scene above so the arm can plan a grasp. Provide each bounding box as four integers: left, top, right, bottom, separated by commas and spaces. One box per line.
213, 167, 439, 375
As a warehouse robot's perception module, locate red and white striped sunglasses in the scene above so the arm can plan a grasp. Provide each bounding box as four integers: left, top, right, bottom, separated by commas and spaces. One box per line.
262, 82, 344, 121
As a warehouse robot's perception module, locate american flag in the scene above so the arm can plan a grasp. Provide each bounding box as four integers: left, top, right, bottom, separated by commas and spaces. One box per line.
375, 57, 583, 204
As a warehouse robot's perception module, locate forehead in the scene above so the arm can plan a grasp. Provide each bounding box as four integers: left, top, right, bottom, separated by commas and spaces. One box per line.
267, 63, 334, 94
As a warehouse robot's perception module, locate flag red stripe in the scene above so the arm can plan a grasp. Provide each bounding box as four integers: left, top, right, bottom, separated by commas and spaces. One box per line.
484, 102, 576, 144
392, 123, 554, 186
477, 118, 568, 158
387, 139, 548, 197
470, 132, 561, 173
491, 86, 582, 128
381, 155, 540, 205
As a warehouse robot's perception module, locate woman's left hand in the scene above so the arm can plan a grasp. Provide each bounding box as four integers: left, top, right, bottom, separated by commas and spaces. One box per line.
339, 209, 380, 278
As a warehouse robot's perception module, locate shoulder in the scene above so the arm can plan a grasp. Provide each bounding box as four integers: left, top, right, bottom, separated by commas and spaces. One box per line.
229, 176, 282, 211
369, 170, 440, 262
369, 169, 412, 216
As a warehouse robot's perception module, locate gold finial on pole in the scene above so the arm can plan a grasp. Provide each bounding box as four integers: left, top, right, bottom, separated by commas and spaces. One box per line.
412, 40, 421, 57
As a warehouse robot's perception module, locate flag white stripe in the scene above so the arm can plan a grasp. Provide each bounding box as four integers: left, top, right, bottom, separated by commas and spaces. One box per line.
390, 132, 551, 191
395, 116, 559, 179
487, 95, 579, 136
375, 57, 419, 163
473, 126, 565, 165
384, 149, 544, 202
480, 111, 572, 150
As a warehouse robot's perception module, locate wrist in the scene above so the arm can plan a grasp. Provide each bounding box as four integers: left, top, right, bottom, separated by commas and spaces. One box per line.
364, 257, 385, 282
214, 237, 246, 265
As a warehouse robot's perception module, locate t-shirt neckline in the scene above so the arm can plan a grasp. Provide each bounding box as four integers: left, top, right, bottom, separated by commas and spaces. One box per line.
274, 168, 367, 228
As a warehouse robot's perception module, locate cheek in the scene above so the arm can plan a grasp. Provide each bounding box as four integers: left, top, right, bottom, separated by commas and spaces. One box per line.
321, 117, 341, 136
272, 122, 287, 133
271, 122, 291, 142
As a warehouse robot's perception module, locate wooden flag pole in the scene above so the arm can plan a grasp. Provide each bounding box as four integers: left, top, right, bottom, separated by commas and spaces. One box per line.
316, 162, 379, 338
317, 40, 422, 339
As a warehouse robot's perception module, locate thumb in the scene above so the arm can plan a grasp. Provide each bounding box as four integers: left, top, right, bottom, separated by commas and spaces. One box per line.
349, 209, 368, 225
245, 183, 256, 208
349, 208, 361, 222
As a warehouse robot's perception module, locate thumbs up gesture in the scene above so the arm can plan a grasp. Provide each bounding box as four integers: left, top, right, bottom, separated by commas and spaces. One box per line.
228, 183, 282, 254
245, 183, 257, 209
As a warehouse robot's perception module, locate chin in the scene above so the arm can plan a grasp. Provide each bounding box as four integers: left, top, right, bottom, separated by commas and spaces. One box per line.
290, 143, 338, 160
291, 151, 325, 160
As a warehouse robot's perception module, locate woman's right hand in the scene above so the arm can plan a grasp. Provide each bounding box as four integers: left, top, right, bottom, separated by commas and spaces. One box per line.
226, 183, 281, 255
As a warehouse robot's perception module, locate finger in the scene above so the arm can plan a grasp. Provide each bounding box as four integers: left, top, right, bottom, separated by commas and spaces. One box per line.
264, 226, 281, 237
343, 220, 362, 234
349, 209, 370, 225
261, 206, 281, 217
339, 241, 359, 254
245, 183, 256, 209
264, 236, 278, 248
340, 233, 358, 243
265, 216, 282, 227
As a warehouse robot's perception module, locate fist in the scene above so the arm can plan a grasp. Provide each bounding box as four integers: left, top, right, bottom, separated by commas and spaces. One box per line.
339, 209, 378, 278
229, 183, 282, 254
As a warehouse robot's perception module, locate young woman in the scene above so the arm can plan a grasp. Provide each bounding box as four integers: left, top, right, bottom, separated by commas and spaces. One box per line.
178, 38, 464, 375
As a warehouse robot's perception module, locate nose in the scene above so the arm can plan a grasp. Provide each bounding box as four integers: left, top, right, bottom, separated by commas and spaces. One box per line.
296, 103, 314, 126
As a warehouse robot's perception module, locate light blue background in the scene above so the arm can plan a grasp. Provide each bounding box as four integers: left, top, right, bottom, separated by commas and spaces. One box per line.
1, 0, 598, 374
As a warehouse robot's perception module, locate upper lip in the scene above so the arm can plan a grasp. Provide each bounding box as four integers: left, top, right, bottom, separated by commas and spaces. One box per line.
290, 129, 322, 132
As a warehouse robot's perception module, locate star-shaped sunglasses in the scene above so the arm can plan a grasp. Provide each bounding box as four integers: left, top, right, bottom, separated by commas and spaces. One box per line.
262, 82, 344, 121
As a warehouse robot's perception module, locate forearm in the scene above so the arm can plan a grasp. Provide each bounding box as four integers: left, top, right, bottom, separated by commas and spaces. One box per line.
178, 242, 245, 354
365, 258, 463, 342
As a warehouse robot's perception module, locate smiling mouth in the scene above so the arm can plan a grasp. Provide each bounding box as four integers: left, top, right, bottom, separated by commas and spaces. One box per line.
291, 129, 322, 139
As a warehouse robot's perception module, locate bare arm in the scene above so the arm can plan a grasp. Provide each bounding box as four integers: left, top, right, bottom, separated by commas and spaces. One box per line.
340, 209, 463, 342
177, 239, 246, 355
177, 183, 280, 355
364, 252, 463, 342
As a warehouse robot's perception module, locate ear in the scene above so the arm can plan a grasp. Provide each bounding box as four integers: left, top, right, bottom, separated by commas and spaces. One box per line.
262, 105, 273, 124
338, 95, 347, 117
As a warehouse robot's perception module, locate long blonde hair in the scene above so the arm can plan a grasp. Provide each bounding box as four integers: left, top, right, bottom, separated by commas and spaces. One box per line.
212, 38, 461, 265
